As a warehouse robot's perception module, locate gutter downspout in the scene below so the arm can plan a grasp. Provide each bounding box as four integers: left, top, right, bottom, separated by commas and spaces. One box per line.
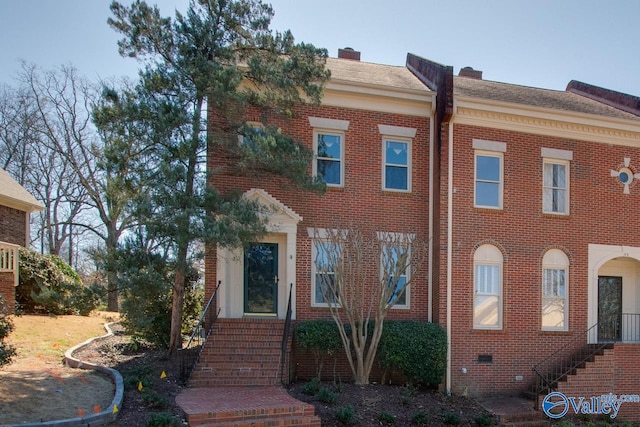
428, 94, 436, 322
446, 102, 456, 396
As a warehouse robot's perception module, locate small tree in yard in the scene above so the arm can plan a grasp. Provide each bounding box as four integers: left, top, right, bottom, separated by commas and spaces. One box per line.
312, 227, 428, 385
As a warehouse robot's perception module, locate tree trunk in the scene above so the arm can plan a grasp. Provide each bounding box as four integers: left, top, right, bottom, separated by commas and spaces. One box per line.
168, 245, 188, 354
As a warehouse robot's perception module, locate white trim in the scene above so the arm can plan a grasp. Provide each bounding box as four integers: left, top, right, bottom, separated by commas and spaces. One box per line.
382, 137, 412, 192
308, 116, 350, 131
541, 249, 569, 331
312, 129, 345, 188
378, 124, 417, 138
542, 158, 570, 215
474, 150, 504, 210
428, 97, 435, 322
473, 244, 504, 330
541, 147, 573, 161
472, 139, 507, 153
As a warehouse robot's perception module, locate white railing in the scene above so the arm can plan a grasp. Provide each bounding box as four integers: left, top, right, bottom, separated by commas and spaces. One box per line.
0, 242, 19, 287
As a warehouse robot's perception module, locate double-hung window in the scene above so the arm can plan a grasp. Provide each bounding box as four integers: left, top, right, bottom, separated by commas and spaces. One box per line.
308, 227, 343, 306
542, 148, 572, 215
473, 139, 506, 209
378, 233, 412, 309
309, 117, 349, 188
473, 244, 503, 329
379, 124, 416, 192
542, 249, 569, 331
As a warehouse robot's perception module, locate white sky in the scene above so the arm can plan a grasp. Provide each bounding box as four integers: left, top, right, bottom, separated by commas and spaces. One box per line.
1, 0, 639, 95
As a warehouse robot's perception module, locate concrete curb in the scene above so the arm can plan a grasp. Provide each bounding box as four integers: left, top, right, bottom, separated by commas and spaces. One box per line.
12, 321, 125, 427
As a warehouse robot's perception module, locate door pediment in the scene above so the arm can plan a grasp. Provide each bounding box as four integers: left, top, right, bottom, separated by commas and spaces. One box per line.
244, 188, 302, 233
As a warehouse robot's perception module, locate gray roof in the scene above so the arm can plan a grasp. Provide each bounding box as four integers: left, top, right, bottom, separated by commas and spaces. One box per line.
326, 58, 431, 94
0, 167, 43, 212
454, 76, 640, 122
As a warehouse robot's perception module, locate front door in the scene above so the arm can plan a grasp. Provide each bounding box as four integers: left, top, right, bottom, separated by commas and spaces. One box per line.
244, 243, 278, 315
598, 276, 622, 341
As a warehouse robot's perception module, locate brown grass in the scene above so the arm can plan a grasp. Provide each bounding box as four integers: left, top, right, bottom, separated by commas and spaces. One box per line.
0, 312, 119, 424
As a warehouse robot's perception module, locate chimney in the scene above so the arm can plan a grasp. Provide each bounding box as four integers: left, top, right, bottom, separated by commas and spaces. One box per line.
338, 47, 361, 61
458, 66, 483, 80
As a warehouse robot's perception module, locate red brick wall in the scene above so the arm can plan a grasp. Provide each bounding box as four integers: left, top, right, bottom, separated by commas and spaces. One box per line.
0, 205, 26, 247
0, 272, 15, 315
554, 345, 640, 421
207, 103, 431, 324
440, 123, 640, 396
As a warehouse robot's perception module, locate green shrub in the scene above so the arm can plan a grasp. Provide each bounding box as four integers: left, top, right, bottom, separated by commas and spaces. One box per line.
335, 405, 355, 424
302, 377, 321, 395
475, 413, 493, 426
317, 387, 337, 404
141, 390, 170, 409
378, 321, 447, 387
146, 412, 181, 427
378, 411, 396, 424
443, 412, 461, 425
16, 248, 99, 315
295, 320, 342, 378
412, 409, 430, 425
0, 295, 16, 367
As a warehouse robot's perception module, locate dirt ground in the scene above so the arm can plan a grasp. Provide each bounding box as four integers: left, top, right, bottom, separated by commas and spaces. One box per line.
0, 313, 118, 424
2, 315, 494, 426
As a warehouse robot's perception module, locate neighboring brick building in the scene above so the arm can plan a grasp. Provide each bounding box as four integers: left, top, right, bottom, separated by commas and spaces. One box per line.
201, 49, 640, 418
0, 167, 43, 313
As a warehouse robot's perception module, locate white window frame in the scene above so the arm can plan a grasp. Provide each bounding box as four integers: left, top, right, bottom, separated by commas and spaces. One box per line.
309, 117, 349, 188
474, 151, 504, 209
379, 124, 416, 193
379, 237, 412, 310
382, 138, 412, 192
542, 249, 569, 331
541, 148, 572, 215
313, 130, 344, 187
308, 227, 345, 307
473, 244, 503, 330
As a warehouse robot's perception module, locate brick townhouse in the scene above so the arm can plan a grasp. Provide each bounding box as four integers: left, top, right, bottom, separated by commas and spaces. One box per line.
197, 48, 640, 418
0, 167, 43, 313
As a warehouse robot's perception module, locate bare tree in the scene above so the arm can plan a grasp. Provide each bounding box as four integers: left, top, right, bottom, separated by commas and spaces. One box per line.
312, 227, 428, 384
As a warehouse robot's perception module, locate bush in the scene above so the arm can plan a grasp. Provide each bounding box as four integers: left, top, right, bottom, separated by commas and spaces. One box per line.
302, 377, 321, 395
335, 405, 355, 424
378, 411, 396, 424
475, 413, 493, 426
443, 412, 461, 425
0, 295, 16, 367
146, 412, 181, 427
112, 240, 202, 349
378, 321, 447, 387
412, 409, 430, 425
295, 320, 342, 378
317, 387, 337, 404
16, 248, 99, 315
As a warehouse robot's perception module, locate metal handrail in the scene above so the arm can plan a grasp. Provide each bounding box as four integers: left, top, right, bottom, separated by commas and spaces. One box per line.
532, 322, 610, 409
178, 280, 221, 384
279, 283, 293, 384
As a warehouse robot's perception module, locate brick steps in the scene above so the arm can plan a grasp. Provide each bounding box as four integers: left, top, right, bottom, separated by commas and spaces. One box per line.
187, 403, 318, 426
189, 318, 286, 387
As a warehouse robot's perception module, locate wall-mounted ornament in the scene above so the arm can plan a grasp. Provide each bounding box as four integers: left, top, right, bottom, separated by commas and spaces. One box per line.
610, 157, 640, 194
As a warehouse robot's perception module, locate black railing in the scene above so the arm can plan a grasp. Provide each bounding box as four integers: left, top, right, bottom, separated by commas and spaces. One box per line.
532, 323, 610, 410
620, 313, 640, 342
279, 283, 293, 384
178, 280, 221, 384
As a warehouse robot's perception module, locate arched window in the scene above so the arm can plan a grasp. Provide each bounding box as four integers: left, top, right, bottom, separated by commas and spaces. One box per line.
542, 249, 569, 331
474, 244, 503, 329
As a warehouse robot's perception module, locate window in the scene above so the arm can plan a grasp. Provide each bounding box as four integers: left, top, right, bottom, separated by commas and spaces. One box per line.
238, 122, 264, 151
542, 148, 572, 215
542, 249, 569, 331
383, 140, 410, 191
475, 153, 503, 208
312, 240, 339, 305
474, 244, 503, 329
309, 117, 349, 188
381, 242, 410, 308
315, 132, 343, 186
379, 125, 416, 192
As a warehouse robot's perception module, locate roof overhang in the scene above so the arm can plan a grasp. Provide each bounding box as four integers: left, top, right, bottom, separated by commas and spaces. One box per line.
455, 96, 640, 147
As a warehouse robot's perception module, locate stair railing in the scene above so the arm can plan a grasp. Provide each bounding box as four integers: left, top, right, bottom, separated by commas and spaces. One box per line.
178, 280, 221, 384
279, 283, 293, 384
532, 322, 611, 410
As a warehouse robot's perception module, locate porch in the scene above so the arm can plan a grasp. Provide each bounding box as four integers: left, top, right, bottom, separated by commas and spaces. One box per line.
0, 241, 19, 314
